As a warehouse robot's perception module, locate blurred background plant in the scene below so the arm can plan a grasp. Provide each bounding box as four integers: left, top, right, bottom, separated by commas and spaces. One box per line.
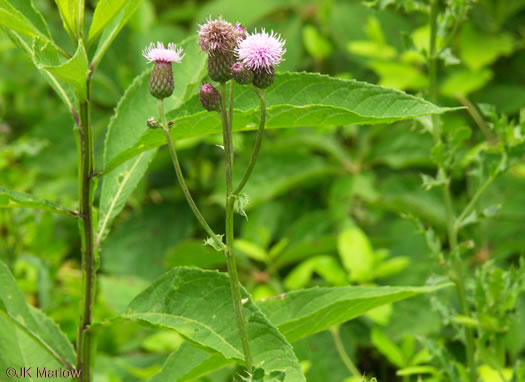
0, 0, 524, 381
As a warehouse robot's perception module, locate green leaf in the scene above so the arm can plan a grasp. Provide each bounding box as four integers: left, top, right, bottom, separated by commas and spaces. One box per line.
55, 0, 84, 41
441, 69, 493, 98
90, 0, 144, 64
148, 342, 233, 382
87, 0, 137, 47
0, 261, 76, 372
371, 327, 405, 367
102, 72, 457, 174
303, 25, 333, 59
123, 267, 305, 381
96, 36, 206, 247
338, 226, 374, 282
37, 39, 89, 100
0, 186, 74, 216
258, 283, 450, 343
460, 25, 513, 71
0, 0, 52, 42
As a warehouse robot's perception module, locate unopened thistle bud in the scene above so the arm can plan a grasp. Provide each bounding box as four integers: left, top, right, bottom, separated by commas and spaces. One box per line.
235, 29, 286, 89
200, 84, 221, 112
142, 42, 184, 99
198, 18, 240, 83
147, 117, 161, 129
231, 62, 254, 85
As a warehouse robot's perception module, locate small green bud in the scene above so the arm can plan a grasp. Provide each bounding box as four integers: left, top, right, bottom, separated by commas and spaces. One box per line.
147, 117, 161, 129
208, 52, 235, 83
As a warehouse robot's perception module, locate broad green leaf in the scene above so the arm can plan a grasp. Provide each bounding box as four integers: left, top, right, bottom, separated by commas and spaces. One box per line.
90, 0, 144, 65
87, 0, 137, 47
102, 72, 458, 174
123, 267, 305, 381
148, 342, 233, 382
460, 25, 513, 71
0, 261, 76, 374
96, 36, 206, 247
37, 39, 89, 100
338, 226, 374, 282
0, 0, 52, 42
258, 284, 450, 343
0, 186, 74, 216
441, 69, 493, 98
55, 0, 84, 41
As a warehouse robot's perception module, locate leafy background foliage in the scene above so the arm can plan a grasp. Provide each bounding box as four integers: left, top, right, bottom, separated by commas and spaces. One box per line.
0, 0, 524, 381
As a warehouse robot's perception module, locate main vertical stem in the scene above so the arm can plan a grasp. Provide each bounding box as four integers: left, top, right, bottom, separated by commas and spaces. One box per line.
220, 82, 253, 371
76, 100, 95, 382
428, 2, 477, 381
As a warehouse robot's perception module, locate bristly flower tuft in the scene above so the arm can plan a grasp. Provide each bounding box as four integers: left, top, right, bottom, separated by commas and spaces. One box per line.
198, 18, 238, 55
235, 29, 286, 73
233, 23, 247, 40
142, 41, 184, 63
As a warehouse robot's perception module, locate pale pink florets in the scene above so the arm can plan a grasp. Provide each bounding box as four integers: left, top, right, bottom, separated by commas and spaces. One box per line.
235, 29, 286, 73
142, 42, 184, 63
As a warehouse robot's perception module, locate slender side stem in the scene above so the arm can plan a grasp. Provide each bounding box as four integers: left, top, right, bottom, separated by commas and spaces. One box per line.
76, 99, 95, 382
428, 2, 477, 381
457, 96, 497, 144
158, 100, 225, 250
232, 88, 266, 196
220, 82, 253, 371
330, 327, 362, 379
456, 174, 496, 229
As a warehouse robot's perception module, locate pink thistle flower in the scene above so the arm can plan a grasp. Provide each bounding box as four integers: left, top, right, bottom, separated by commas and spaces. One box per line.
198, 18, 237, 55
142, 42, 184, 64
235, 29, 286, 73
233, 23, 247, 40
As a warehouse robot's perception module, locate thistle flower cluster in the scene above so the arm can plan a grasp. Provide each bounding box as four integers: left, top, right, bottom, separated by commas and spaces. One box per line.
142, 42, 184, 99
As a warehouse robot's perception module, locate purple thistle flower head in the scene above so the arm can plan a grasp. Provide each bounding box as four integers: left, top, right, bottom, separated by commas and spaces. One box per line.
235, 29, 286, 73
233, 23, 247, 40
142, 42, 184, 63
198, 18, 238, 55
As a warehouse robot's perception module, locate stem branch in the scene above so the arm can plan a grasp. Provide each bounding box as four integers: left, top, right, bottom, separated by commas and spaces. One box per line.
220, 82, 253, 371
330, 326, 361, 378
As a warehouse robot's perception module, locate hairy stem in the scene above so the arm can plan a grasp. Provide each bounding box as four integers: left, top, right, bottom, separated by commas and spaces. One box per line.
330, 326, 361, 378
428, 2, 477, 381
220, 82, 253, 371
232, 88, 266, 196
159, 100, 225, 250
76, 99, 95, 382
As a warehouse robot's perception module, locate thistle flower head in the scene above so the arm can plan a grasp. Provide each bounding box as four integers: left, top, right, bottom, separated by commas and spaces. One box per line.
198, 18, 238, 55
142, 42, 184, 63
233, 23, 247, 40
235, 29, 286, 73
200, 83, 222, 112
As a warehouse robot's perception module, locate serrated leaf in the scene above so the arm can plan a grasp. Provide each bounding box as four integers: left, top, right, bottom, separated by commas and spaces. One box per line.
123, 267, 305, 381
0, 261, 76, 372
87, 0, 141, 47
0, 186, 74, 216
55, 0, 84, 41
36, 39, 89, 100
102, 72, 459, 174
258, 283, 451, 343
96, 36, 206, 247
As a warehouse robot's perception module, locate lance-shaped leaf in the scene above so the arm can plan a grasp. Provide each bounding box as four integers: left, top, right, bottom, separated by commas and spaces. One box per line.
0, 0, 52, 42
124, 267, 305, 381
0, 186, 75, 216
102, 72, 460, 174
87, 0, 141, 47
0, 261, 76, 371
258, 284, 451, 343
55, 0, 84, 41
96, 36, 206, 247
146, 282, 450, 381
37, 39, 89, 101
